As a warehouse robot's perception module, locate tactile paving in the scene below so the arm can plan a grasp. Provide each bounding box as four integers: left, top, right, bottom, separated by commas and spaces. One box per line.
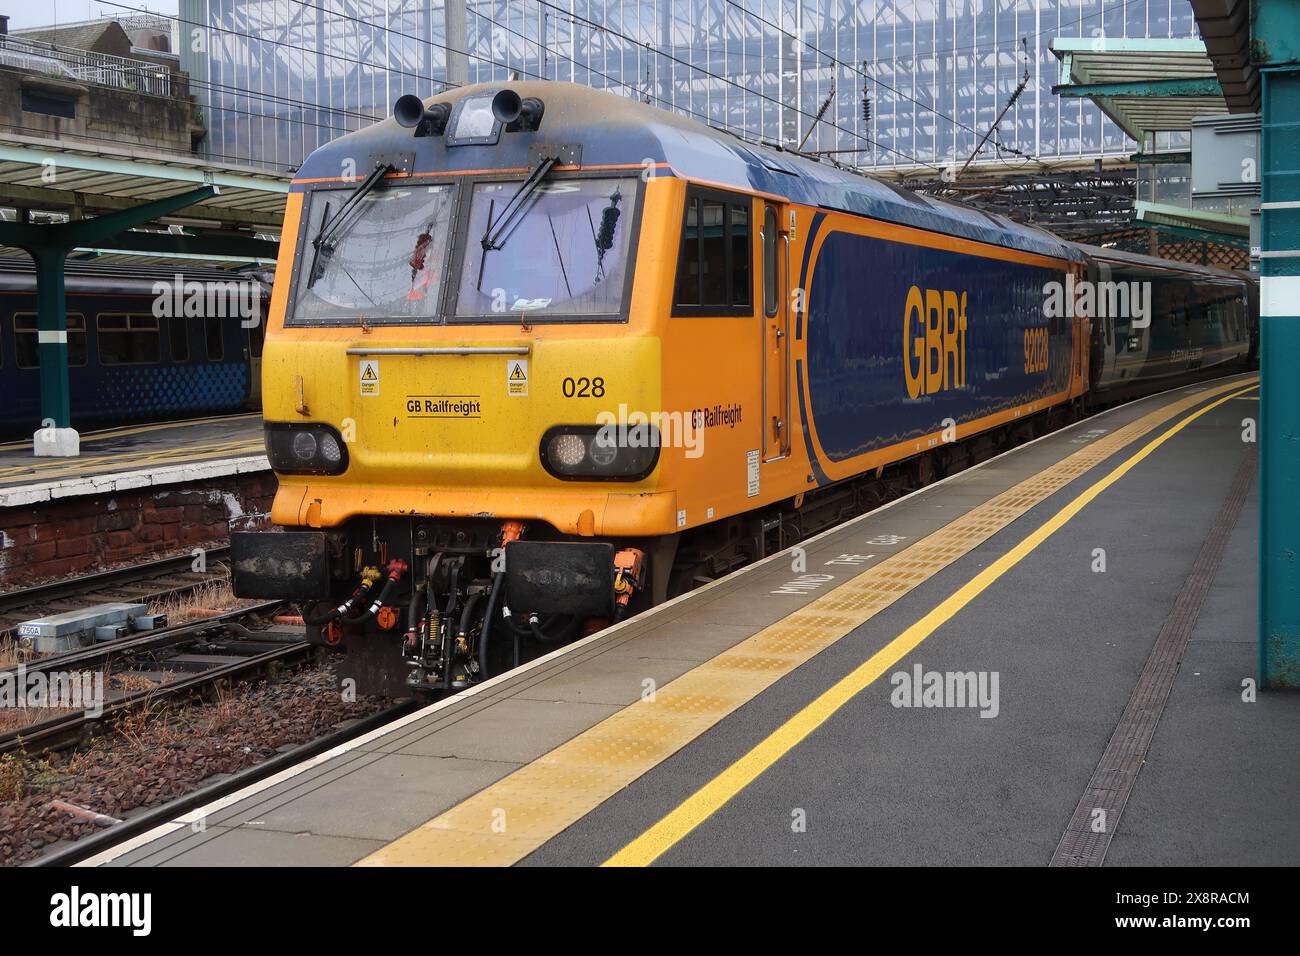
357, 379, 1253, 867
1051, 444, 1258, 866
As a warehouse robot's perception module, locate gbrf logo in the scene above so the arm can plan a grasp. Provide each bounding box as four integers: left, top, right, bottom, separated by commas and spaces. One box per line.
903, 285, 968, 399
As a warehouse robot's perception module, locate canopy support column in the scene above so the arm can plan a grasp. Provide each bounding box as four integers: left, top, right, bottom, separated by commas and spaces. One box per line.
0, 185, 216, 457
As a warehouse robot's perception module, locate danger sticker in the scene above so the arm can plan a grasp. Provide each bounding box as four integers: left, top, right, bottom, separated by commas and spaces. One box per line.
359, 358, 380, 396
507, 358, 528, 397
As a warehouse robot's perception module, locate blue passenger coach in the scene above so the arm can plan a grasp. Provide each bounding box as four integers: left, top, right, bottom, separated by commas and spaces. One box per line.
0, 259, 267, 436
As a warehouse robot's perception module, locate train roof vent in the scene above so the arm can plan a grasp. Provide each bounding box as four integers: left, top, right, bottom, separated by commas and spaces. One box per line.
755, 145, 802, 177
876, 178, 933, 207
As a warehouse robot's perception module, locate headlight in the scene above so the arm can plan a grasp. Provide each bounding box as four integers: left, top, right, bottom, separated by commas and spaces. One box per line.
291, 431, 318, 462
265, 423, 349, 475
548, 432, 588, 470
540, 425, 659, 481
318, 431, 343, 466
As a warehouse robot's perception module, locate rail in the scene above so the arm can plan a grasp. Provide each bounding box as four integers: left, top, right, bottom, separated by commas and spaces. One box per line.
0, 600, 304, 756
0, 548, 232, 643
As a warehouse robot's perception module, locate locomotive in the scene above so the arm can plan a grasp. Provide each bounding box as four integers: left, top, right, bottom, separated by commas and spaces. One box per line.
231, 81, 1255, 698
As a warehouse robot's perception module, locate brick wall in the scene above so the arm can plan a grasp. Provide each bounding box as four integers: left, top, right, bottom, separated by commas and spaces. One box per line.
0, 472, 277, 588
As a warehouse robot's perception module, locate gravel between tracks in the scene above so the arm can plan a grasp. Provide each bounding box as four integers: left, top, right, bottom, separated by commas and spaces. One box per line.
0, 661, 386, 866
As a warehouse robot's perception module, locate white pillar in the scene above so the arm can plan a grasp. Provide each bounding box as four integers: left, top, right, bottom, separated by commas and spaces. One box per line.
445, 0, 468, 86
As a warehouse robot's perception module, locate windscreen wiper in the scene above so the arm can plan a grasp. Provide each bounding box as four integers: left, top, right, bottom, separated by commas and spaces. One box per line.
587, 187, 623, 283
306, 161, 393, 288
480, 154, 558, 252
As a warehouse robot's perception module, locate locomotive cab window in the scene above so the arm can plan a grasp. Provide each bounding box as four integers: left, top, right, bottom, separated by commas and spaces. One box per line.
454, 176, 639, 321
290, 182, 457, 326
673, 188, 754, 316
731, 205, 750, 307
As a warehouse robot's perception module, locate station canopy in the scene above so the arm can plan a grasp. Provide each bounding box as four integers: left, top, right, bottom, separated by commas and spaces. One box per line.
0, 131, 289, 270
1188, 0, 1259, 113
1050, 37, 1230, 142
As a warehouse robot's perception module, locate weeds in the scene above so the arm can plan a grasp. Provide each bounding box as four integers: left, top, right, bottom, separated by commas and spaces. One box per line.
149, 576, 244, 624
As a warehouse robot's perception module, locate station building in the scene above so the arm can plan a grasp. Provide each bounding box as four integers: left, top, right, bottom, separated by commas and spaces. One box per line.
179, 0, 1203, 174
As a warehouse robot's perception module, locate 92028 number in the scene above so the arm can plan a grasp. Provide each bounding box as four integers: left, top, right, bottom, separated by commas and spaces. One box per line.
562, 376, 605, 398
1023, 327, 1049, 374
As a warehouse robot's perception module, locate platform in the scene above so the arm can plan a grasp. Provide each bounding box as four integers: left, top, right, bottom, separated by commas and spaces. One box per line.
0, 413, 266, 506
84, 374, 1297, 867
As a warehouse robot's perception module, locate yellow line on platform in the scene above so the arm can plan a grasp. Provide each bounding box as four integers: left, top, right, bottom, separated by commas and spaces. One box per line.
353, 377, 1255, 868
0, 453, 124, 478
604, 381, 1258, 866
0, 440, 264, 484
0, 412, 260, 452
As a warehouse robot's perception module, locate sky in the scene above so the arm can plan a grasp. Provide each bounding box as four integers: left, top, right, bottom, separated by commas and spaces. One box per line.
4, 1, 180, 32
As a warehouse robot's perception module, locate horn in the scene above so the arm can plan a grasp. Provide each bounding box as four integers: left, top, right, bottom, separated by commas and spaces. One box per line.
491, 89, 545, 131
393, 95, 451, 136
394, 94, 426, 128
491, 89, 523, 124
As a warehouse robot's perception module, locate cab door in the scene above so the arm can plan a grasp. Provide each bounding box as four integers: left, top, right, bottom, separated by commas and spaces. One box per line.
760, 202, 790, 461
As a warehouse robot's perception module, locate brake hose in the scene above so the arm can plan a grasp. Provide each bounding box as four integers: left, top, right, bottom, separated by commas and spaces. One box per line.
478, 572, 505, 679
342, 559, 408, 625
302, 573, 378, 627
500, 609, 578, 644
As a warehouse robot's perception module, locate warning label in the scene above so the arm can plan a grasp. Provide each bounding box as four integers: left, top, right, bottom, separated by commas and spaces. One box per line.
359, 358, 380, 396
746, 449, 760, 497
507, 358, 528, 397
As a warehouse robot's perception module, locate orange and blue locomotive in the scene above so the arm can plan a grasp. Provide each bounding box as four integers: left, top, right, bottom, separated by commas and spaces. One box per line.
232, 82, 1254, 697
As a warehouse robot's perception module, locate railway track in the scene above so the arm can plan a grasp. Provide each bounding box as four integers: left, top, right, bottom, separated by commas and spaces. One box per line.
26, 699, 415, 867
0, 547, 233, 643
0, 600, 313, 756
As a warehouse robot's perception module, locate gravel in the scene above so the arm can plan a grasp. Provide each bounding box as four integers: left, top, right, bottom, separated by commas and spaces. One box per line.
0, 661, 386, 866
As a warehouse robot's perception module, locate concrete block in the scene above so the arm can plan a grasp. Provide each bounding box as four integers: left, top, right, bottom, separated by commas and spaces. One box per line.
18, 602, 150, 641
32, 427, 79, 457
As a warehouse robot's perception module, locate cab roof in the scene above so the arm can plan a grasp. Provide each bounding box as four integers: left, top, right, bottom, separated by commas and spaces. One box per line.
296, 80, 1081, 263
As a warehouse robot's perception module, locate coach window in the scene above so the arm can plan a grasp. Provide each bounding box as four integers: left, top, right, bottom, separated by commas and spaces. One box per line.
205, 317, 224, 361
169, 316, 190, 362
15, 313, 87, 368
68, 315, 87, 365
98, 314, 160, 365
673, 189, 755, 316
